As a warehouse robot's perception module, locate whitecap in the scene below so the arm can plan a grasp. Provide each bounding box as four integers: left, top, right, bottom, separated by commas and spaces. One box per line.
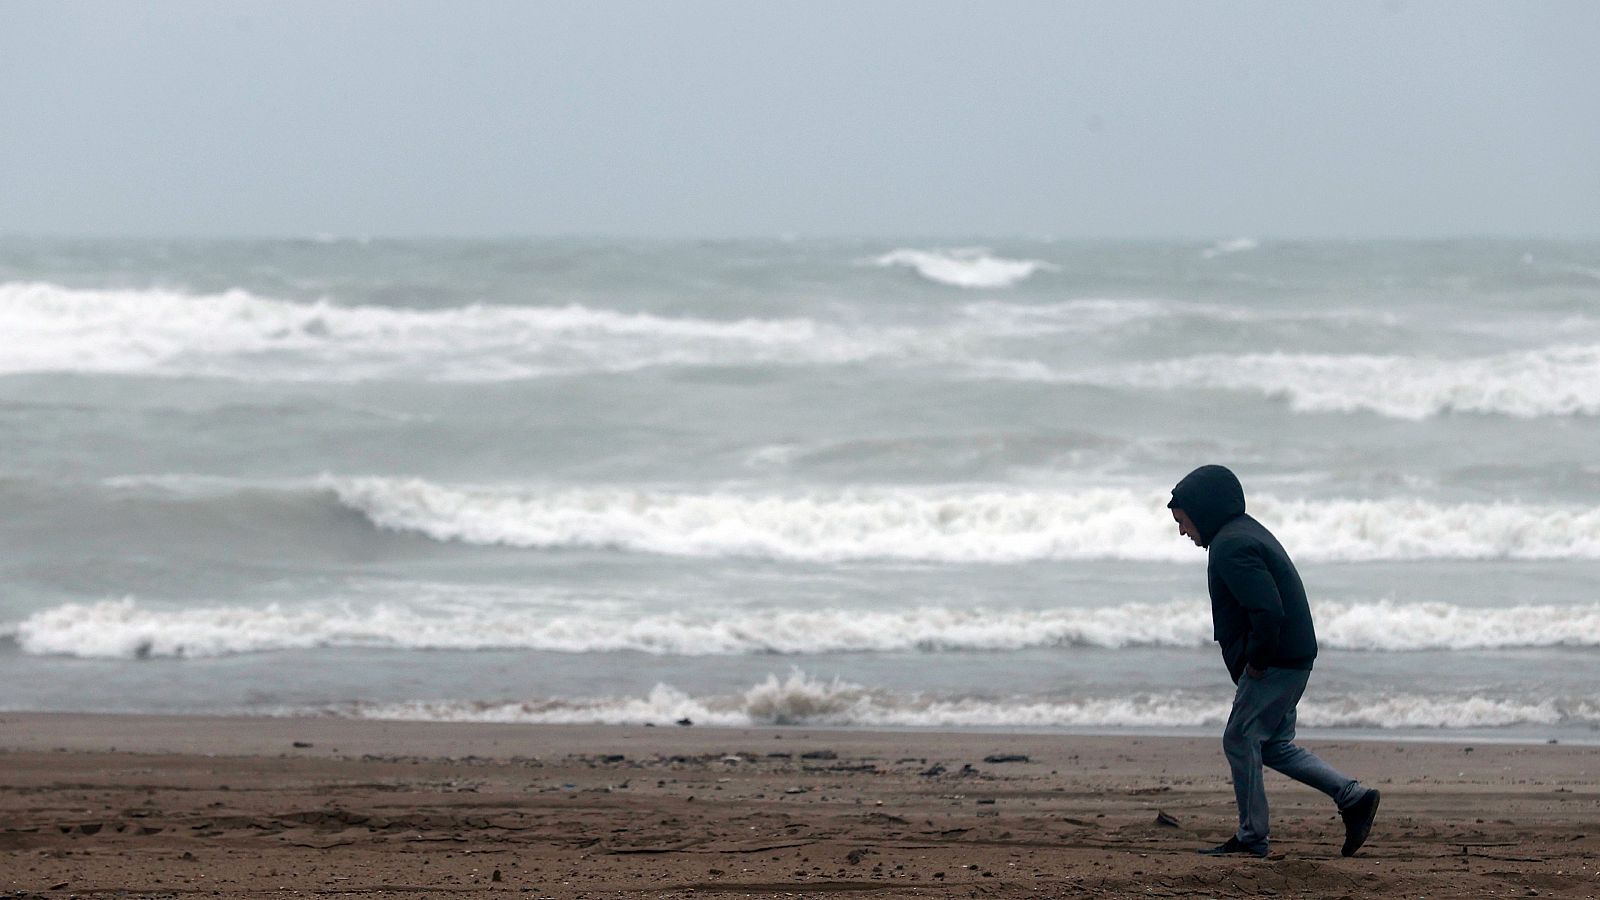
1200, 237, 1259, 259
872, 248, 1057, 288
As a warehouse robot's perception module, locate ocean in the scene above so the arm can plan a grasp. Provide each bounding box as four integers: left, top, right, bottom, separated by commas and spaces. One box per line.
2, 237, 1598, 741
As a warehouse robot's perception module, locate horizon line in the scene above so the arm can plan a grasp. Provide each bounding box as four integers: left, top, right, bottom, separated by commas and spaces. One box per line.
2, 231, 1598, 244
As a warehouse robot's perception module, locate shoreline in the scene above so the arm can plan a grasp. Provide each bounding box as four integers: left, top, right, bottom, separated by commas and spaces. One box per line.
4, 712, 1597, 898
3, 708, 1590, 750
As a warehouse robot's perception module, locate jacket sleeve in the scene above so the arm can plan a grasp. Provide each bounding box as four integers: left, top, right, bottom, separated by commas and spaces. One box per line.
1214, 539, 1284, 668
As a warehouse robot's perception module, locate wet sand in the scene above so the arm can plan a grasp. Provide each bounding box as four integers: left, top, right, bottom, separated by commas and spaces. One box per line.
1, 713, 1595, 898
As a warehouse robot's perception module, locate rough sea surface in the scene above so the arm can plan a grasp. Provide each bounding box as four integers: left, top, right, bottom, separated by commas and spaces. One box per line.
2, 237, 1598, 740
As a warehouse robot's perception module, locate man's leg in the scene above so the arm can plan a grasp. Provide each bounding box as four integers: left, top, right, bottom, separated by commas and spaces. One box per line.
1219, 669, 1301, 852
1258, 671, 1364, 808
1259, 670, 1379, 855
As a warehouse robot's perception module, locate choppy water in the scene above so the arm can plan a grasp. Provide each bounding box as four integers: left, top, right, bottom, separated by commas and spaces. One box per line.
3, 237, 1598, 740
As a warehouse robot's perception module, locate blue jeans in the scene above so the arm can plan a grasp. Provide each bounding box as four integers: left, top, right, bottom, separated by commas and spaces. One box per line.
1223, 666, 1363, 851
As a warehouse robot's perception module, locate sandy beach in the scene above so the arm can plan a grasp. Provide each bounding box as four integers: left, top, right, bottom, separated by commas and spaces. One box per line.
0, 714, 1594, 898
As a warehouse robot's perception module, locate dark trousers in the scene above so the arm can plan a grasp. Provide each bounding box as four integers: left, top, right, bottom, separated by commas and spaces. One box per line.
1223, 667, 1363, 850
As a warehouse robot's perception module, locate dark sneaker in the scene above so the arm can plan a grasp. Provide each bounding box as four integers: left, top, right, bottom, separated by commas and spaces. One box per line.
1340, 788, 1380, 857
1197, 837, 1268, 858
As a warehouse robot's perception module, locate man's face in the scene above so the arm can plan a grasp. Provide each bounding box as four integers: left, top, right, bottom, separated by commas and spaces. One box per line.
1172, 507, 1202, 546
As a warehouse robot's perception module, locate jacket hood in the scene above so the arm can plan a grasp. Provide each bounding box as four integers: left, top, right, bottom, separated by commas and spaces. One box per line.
1168, 465, 1246, 547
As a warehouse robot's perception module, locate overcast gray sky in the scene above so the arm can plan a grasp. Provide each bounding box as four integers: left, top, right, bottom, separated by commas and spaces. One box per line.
1, 1, 1596, 239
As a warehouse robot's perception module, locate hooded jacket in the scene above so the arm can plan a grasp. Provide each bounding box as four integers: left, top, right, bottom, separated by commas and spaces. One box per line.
1169, 465, 1317, 683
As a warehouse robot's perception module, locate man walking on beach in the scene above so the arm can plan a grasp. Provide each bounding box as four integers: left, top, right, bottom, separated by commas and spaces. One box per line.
1168, 465, 1380, 858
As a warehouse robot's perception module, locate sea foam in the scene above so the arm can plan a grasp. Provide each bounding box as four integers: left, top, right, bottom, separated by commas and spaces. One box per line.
18, 596, 1600, 660
341, 670, 1586, 730
330, 477, 1600, 563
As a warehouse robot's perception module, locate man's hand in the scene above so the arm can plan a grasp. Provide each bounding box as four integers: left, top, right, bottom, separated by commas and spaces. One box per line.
1245, 664, 1267, 679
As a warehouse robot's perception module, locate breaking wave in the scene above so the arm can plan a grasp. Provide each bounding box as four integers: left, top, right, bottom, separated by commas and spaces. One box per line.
342, 670, 1592, 730
18, 596, 1600, 660
873, 248, 1057, 288
330, 477, 1600, 563
9, 281, 1564, 418
0, 281, 894, 380
3, 281, 1357, 382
